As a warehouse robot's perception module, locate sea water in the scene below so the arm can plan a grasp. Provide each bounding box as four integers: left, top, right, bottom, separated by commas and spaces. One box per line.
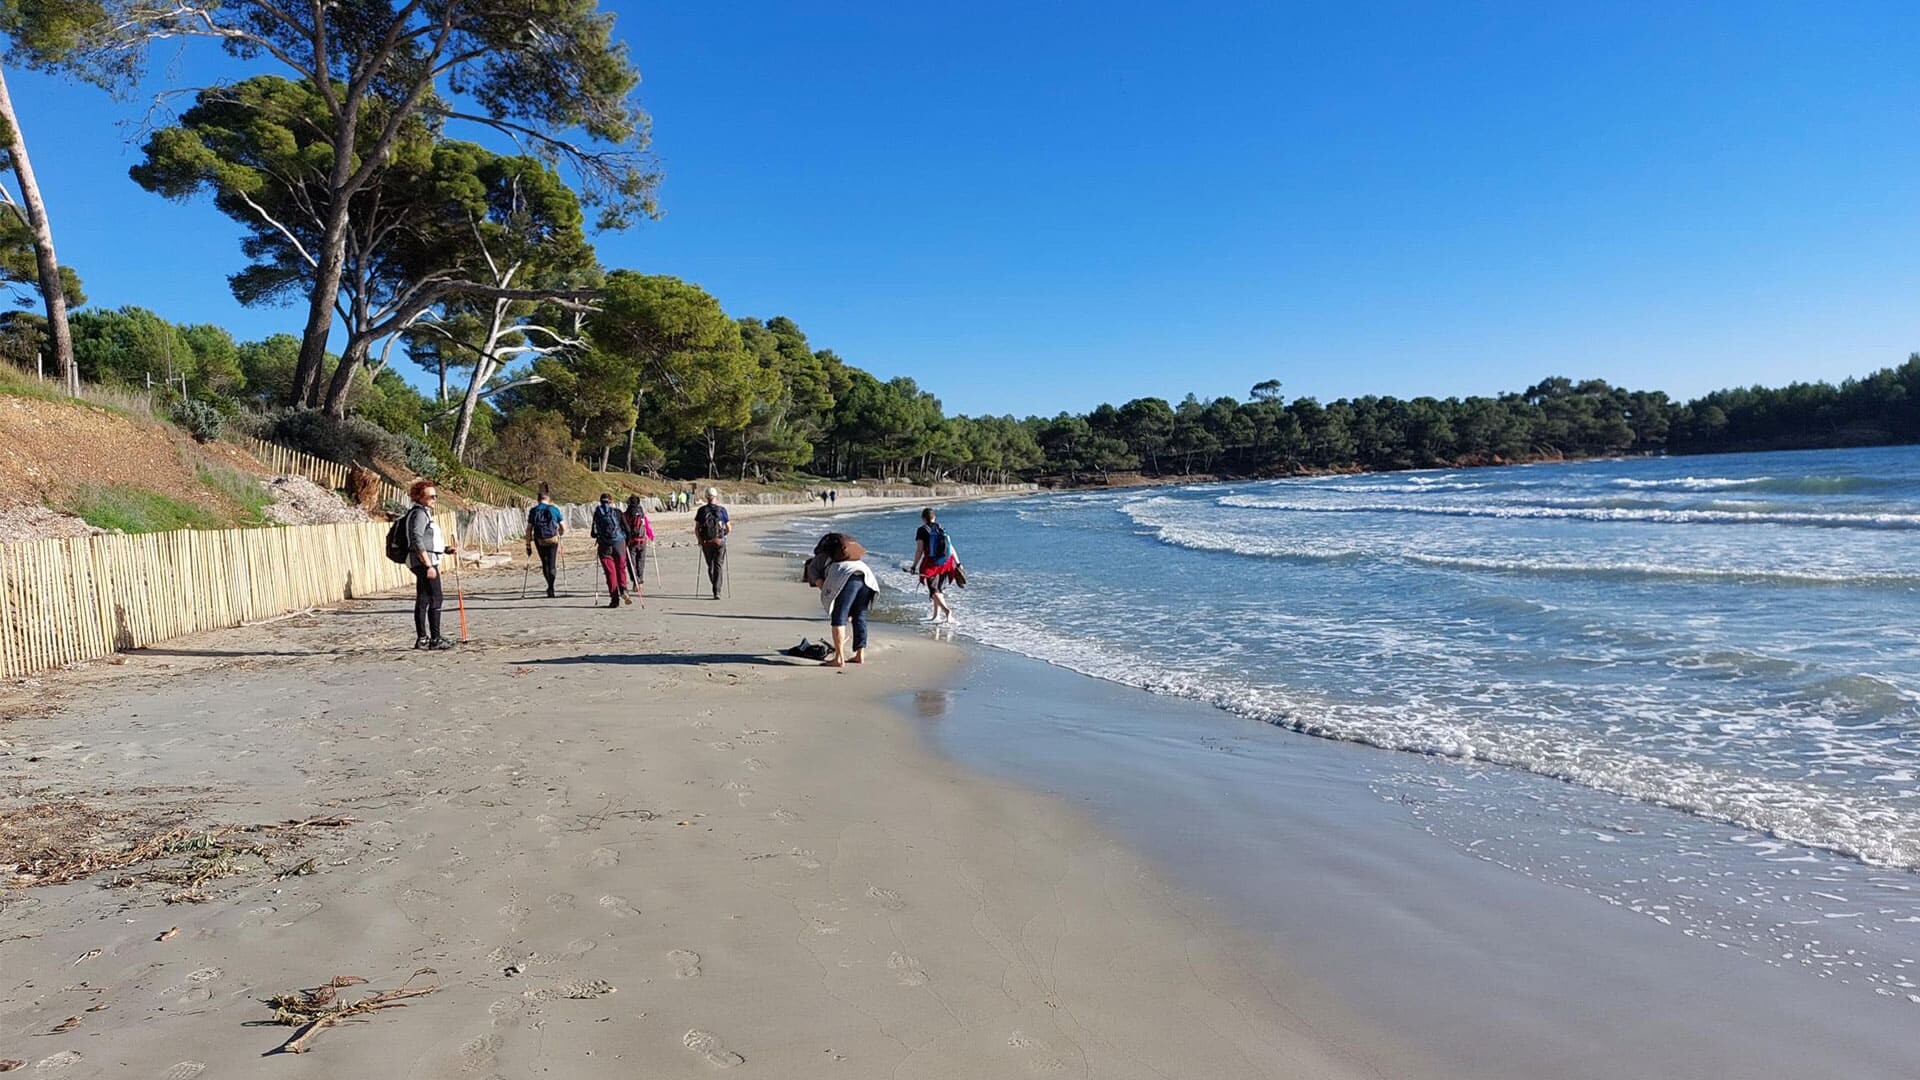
770, 444, 1920, 1013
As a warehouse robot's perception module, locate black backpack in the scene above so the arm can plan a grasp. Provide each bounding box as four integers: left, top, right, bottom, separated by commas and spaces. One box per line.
384, 506, 423, 564
695, 504, 725, 543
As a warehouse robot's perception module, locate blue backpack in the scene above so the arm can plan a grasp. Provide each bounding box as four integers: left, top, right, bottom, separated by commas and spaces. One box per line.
925, 523, 950, 563
528, 503, 562, 542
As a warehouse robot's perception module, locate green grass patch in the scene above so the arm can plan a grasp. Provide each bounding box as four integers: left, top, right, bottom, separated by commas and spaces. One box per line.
61, 485, 228, 534
196, 464, 274, 526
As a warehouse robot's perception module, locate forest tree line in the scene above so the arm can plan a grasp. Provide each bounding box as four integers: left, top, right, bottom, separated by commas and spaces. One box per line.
1, 0, 1916, 492
5, 298, 1918, 489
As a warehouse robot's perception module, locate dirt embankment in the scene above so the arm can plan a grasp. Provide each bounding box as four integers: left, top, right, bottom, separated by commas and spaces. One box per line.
0, 394, 369, 538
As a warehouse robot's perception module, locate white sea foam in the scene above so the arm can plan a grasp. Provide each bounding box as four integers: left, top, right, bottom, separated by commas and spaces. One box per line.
1119, 497, 1920, 586
1217, 494, 1920, 530
937, 592, 1920, 870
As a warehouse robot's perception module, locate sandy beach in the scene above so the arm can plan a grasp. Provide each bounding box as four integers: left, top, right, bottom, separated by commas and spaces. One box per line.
0, 512, 1412, 1078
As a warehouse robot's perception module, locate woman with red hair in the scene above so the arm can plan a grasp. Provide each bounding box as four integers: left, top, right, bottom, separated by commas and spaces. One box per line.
403, 479, 457, 649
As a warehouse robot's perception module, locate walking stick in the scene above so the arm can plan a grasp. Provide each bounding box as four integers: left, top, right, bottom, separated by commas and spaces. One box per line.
450, 524, 471, 643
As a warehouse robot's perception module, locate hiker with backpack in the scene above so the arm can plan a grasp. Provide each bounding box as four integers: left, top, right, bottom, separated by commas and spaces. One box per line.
693, 487, 731, 600
589, 493, 632, 608
622, 494, 653, 592
814, 531, 879, 667
912, 507, 959, 624
387, 479, 456, 650
525, 490, 567, 598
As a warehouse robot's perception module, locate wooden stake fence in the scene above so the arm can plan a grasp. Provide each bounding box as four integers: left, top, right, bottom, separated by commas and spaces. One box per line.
0, 514, 451, 680
237, 436, 408, 508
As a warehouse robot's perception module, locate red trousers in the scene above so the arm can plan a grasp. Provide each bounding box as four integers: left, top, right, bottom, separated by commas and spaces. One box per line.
598, 547, 629, 597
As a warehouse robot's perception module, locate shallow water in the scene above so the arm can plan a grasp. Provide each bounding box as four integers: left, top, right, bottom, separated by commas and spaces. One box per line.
768, 445, 1920, 1028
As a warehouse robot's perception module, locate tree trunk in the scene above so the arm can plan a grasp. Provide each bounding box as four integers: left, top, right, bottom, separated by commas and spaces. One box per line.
624, 421, 637, 472
739, 429, 749, 482
451, 359, 493, 463
321, 336, 372, 418
598, 444, 611, 471
0, 64, 77, 394
704, 430, 718, 481
292, 124, 360, 407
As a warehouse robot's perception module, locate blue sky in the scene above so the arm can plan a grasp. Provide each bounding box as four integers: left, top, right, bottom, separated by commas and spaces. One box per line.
10, 2, 1920, 415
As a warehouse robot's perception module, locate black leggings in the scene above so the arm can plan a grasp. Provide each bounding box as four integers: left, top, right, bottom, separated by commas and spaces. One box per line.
535, 541, 559, 588
702, 543, 726, 596
412, 565, 444, 640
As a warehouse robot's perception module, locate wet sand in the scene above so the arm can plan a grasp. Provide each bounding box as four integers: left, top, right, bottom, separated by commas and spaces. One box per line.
0, 522, 1411, 1078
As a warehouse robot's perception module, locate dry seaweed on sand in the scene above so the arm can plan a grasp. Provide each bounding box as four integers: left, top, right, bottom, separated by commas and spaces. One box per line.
259, 971, 438, 1054
5, 809, 354, 893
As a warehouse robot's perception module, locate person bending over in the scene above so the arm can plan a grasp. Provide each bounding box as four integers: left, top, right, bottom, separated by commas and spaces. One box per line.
817, 532, 878, 668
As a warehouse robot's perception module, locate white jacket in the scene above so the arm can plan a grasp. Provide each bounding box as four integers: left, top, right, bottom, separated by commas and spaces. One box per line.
820, 559, 879, 614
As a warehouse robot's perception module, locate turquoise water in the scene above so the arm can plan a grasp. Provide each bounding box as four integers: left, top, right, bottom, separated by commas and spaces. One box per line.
783, 445, 1920, 871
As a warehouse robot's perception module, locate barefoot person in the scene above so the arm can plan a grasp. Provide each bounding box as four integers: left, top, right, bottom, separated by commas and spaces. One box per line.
817, 532, 878, 667
524, 488, 566, 598
404, 479, 457, 650
693, 487, 731, 600
589, 492, 632, 608
622, 494, 652, 594
912, 508, 958, 623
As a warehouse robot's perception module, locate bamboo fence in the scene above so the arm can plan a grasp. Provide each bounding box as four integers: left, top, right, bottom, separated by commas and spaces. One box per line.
236, 436, 408, 508
0, 513, 453, 680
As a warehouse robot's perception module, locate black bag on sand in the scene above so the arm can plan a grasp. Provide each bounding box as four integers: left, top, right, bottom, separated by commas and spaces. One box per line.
780, 638, 832, 661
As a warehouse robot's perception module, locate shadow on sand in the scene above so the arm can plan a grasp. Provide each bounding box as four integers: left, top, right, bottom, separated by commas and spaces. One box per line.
521, 652, 796, 668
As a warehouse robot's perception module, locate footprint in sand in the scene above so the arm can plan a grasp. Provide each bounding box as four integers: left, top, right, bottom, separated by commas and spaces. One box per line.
585, 847, 619, 869
768, 808, 801, 824
598, 895, 639, 918
546, 892, 577, 911
742, 757, 768, 771
788, 849, 822, 871
887, 952, 928, 987
668, 949, 702, 978
683, 1029, 744, 1068
866, 885, 905, 911
1006, 1031, 1068, 1075
555, 938, 598, 961
162, 1063, 206, 1080
34, 1049, 84, 1069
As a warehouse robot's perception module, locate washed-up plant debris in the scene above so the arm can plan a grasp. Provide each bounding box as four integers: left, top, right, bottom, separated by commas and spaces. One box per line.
261, 971, 438, 1054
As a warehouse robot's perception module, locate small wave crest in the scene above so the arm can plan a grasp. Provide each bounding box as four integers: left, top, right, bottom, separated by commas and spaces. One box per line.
1611, 475, 1892, 495
940, 606, 1920, 871
1218, 494, 1920, 530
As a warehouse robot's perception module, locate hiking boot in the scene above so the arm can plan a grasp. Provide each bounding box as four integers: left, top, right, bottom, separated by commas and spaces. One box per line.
426, 638, 455, 651
546, 586, 556, 598
607, 597, 621, 609
413, 636, 430, 650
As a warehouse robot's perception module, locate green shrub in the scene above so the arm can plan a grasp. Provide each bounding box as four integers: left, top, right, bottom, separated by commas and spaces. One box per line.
171, 397, 226, 442
269, 409, 403, 465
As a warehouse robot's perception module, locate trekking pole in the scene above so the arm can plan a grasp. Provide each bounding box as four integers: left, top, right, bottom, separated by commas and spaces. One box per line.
520, 563, 529, 600
450, 523, 471, 643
